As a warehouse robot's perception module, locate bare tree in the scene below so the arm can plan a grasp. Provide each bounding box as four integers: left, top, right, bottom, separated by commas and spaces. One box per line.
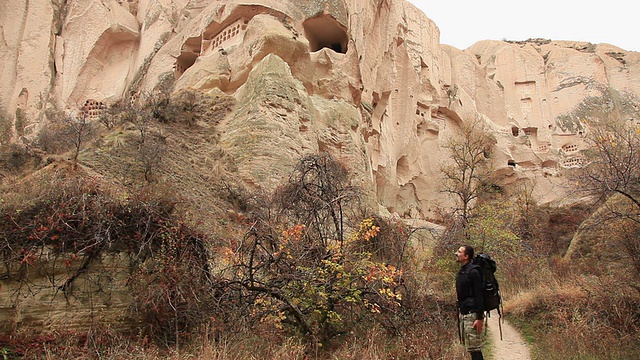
138, 135, 165, 183
69, 114, 93, 165
567, 89, 640, 220
440, 117, 497, 226
216, 154, 404, 347
275, 152, 362, 245
37, 111, 95, 165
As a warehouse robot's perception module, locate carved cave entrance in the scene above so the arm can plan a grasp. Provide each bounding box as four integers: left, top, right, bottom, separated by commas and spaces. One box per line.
303, 14, 348, 53
175, 37, 201, 78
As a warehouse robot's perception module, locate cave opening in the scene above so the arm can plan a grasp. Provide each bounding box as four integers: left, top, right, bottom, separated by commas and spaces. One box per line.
303, 14, 348, 53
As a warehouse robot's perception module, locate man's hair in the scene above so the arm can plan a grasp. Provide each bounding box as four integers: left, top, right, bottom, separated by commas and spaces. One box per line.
462, 245, 475, 260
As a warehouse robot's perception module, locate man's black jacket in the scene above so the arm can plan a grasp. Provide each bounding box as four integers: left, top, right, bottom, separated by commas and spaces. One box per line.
456, 262, 485, 320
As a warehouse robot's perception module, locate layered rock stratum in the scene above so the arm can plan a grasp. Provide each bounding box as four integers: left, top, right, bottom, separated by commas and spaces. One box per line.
2, 0, 640, 219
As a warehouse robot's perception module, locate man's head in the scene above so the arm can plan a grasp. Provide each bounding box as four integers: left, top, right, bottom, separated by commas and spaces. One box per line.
456, 245, 474, 265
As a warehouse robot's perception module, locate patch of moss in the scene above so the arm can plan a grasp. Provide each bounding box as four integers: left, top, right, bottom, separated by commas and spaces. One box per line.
144, 6, 162, 27
0, 108, 13, 144
555, 114, 584, 134
14, 108, 26, 137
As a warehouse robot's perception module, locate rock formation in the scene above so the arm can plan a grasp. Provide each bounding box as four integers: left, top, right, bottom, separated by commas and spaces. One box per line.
2, 0, 640, 219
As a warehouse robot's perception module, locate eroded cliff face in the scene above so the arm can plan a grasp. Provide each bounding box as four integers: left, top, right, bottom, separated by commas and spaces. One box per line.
2, 0, 640, 218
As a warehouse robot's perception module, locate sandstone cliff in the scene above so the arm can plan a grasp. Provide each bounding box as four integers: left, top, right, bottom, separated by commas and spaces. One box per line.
2, 0, 640, 219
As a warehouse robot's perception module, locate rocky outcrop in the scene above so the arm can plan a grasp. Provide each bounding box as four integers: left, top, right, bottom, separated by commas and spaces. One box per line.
2, 0, 640, 218
217, 53, 368, 191
0, 252, 132, 333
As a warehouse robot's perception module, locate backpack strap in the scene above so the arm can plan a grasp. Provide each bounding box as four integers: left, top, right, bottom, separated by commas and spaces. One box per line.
498, 299, 503, 340
483, 308, 503, 340
486, 295, 504, 340
462, 264, 479, 303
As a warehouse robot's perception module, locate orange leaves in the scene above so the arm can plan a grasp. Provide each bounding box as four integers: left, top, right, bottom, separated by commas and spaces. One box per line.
364, 264, 402, 290
222, 246, 235, 259
282, 224, 305, 243
345, 218, 380, 249
225, 215, 407, 343
20, 253, 37, 265
362, 226, 380, 242
362, 262, 403, 308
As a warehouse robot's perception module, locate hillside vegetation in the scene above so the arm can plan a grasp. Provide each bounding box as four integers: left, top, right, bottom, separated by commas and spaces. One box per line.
0, 90, 638, 359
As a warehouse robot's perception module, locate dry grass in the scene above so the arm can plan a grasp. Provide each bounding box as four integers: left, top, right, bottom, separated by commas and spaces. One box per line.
80, 90, 238, 238
507, 264, 640, 360
0, 320, 468, 360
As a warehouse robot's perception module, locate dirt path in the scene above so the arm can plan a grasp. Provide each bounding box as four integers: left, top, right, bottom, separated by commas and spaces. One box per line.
486, 314, 531, 360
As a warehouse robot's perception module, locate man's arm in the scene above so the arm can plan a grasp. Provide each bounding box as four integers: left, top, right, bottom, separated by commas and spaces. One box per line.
470, 268, 484, 320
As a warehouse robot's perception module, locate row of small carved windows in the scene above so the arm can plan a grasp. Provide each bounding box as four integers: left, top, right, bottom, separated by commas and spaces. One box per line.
211, 23, 243, 50
510, 158, 581, 168
82, 100, 106, 110
81, 100, 106, 119
562, 158, 585, 167
83, 110, 102, 117
510, 126, 537, 137
535, 144, 549, 152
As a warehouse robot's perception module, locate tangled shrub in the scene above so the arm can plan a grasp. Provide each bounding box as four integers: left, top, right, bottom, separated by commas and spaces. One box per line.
217, 218, 404, 348
210, 154, 411, 349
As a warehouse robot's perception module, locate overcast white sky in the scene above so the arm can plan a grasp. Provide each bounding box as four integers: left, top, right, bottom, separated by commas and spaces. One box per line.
408, 1, 639, 52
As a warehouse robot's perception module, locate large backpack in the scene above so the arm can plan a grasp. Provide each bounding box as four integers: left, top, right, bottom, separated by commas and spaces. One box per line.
471, 253, 501, 314
468, 253, 503, 339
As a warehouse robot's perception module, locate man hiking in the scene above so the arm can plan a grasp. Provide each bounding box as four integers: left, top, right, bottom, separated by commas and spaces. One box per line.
456, 245, 485, 360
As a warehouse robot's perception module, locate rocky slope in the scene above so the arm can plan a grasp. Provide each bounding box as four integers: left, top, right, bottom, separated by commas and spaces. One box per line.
2, 0, 640, 219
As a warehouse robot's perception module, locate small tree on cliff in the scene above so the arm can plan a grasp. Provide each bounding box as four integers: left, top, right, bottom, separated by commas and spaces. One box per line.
276, 152, 361, 245
440, 117, 497, 227
37, 110, 95, 165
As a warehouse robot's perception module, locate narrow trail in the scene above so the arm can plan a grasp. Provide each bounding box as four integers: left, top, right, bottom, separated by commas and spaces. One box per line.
486, 314, 532, 360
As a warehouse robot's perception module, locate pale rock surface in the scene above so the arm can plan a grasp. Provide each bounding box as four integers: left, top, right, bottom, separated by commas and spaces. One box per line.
4, 0, 638, 218
55, 0, 140, 106
0, 0, 56, 137
1, 0, 639, 235
0, 252, 132, 333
